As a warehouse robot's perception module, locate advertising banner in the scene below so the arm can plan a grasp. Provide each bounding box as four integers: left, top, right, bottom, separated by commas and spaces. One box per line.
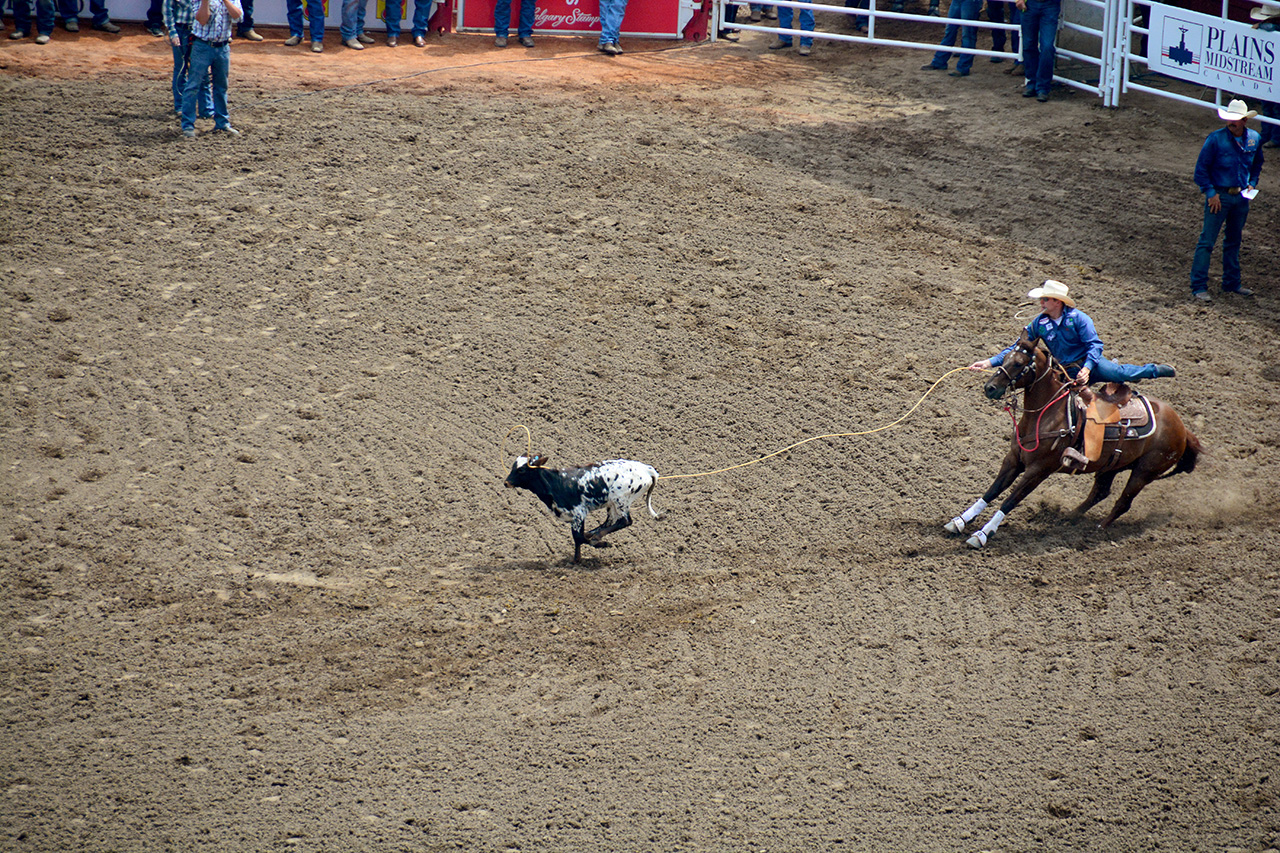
1147, 2, 1278, 100
458, 0, 689, 38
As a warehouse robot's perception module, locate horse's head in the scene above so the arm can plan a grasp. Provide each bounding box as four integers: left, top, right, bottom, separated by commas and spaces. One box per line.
984, 332, 1040, 400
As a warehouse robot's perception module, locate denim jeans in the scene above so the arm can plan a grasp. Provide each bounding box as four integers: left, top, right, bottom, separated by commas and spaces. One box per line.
1190, 193, 1250, 293
287, 0, 326, 41
1021, 0, 1059, 95
172, 24, 214, 116
777, 1, 814, 46
13, 0, 56, 35
182, 37, 231, 132
1089, 357, 1165, 384
57, 0, 109, 27
146, 0, 163, 29
341, 0, 367, 40
236, 0, 254, 35
988, 0, 1019, 55
930, 0, 981, 73
494, 0, 534, 38
411, 0, 435, 36
598, 0, 626, 45
383, 0, 402, 37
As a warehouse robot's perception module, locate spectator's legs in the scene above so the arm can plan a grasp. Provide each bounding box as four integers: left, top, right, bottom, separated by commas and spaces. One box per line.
494, 0, 510, 38
35, 0, 55, 35
517, 0, 533, 38
237, 0, 255, 36
1189, 199, 1227, 295
955, 0, 981, 73
1220, 194, 1249, 293
307, 0, 325, 41
340, 0, 360, 40
88, 0, 108, 28
182, 37, 215, 132
384, 0, 401, 39
172, 24, 214, 115
412, 0, 433, 37
929, 0, 964, 67
207, 41, 231, 130
286, 0, 304, 38
12, 0, 33, 36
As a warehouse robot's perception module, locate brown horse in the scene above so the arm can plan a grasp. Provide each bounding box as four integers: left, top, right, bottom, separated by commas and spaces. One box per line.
945, 332, 1202, 548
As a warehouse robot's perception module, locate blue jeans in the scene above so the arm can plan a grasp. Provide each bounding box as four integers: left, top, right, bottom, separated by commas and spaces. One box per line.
411, 0, 434, 36
1190, 193, 1250, 293
930, 0, 980, 73
236, 0, 254, 35
172, 25, 214, 116
182, 37, 230, 131
1089, 358, 1165, 383
146, 0, 162, 29
777, 1, 814, 46
988, 0, 1019, 54
13, 0, 56, 35
341, 0, 367, 40
384, 0, 402, 37
494, 0, 534, 38
599, 0, 626, 45
287, 0, 326, 41
57, 0, 109, 27
1021, 0, 1059, 95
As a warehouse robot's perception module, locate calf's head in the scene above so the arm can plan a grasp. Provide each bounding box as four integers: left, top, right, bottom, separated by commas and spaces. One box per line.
505, 454, 549, 489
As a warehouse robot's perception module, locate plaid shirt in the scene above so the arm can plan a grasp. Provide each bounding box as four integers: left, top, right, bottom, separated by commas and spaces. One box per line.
163, 0, 196, 36
189, 0, 242, 43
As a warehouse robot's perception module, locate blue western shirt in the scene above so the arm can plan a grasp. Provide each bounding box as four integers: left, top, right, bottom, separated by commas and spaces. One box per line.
1194, 126, 1264, 198
992, 307, 1104, 372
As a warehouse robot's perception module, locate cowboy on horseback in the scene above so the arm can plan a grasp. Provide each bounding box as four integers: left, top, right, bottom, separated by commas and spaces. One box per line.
968, 279, 1176, 470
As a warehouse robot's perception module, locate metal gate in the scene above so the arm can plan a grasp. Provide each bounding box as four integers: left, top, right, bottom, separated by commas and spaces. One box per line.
714, 0, 1280, 127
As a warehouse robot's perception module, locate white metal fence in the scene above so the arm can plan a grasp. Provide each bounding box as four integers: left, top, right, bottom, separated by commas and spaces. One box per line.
716, 0, 1280, 128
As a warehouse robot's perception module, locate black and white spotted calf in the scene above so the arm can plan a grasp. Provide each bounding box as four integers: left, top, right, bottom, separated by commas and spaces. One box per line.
504, 455, 661, 563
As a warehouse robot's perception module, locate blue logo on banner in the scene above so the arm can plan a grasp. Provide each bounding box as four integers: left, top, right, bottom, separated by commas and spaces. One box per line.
1162, 19, 1200, 68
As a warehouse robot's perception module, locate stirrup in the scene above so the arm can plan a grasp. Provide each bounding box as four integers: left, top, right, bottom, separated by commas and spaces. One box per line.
1061, 447, 1089, 472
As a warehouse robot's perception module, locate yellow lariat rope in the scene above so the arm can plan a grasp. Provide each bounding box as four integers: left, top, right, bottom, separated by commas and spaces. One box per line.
658, 365, 973, 480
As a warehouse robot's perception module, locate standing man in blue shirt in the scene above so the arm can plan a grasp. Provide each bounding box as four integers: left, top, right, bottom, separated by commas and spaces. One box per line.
968, 280, 1175, 385
1190, 98, 1265, 301
181, 0, 242, 138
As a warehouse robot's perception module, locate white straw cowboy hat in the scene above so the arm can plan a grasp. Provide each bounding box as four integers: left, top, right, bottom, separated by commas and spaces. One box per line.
1217, 98, 1258, 121
1027, 279, 1075, 307
1251, 2, 1280, 21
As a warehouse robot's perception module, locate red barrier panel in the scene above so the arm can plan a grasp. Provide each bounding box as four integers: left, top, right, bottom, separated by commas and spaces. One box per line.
457, 0, 690, 38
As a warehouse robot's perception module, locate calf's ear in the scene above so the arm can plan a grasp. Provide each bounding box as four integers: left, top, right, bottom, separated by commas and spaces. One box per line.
529, 454, 549, 468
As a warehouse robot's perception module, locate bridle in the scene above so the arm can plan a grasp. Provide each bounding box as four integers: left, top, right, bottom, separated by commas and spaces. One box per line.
995, 342, 1079, 452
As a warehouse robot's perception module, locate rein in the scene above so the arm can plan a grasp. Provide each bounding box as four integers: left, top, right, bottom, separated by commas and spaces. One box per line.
1000, 345, 1077, 453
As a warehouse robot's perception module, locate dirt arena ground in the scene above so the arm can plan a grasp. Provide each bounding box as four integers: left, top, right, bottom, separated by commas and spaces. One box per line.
2, 13, 1279, 852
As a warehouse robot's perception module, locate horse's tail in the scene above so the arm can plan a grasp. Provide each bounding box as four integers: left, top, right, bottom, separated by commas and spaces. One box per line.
1157, 430, 1202, 480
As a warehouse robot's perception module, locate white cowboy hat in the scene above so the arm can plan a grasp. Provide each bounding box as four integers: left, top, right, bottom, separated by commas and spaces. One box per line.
1250, 2, 1280, 21
1217, 98, 1258, 120
1027, 279, 1075, 307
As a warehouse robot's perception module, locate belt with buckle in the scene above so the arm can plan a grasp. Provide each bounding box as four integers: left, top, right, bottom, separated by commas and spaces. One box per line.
1215, 186, 1242, 195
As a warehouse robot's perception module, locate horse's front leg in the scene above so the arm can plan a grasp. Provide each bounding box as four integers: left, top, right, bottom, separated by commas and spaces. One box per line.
966, 460, 1056, 549
945, 450, 1024, 534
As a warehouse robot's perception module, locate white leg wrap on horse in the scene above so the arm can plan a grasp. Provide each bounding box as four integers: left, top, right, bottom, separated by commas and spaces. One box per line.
966, 510, 1005, 549
981, 510, 1006, 537
962, 499, 987, 523
945, 498, 988, 534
